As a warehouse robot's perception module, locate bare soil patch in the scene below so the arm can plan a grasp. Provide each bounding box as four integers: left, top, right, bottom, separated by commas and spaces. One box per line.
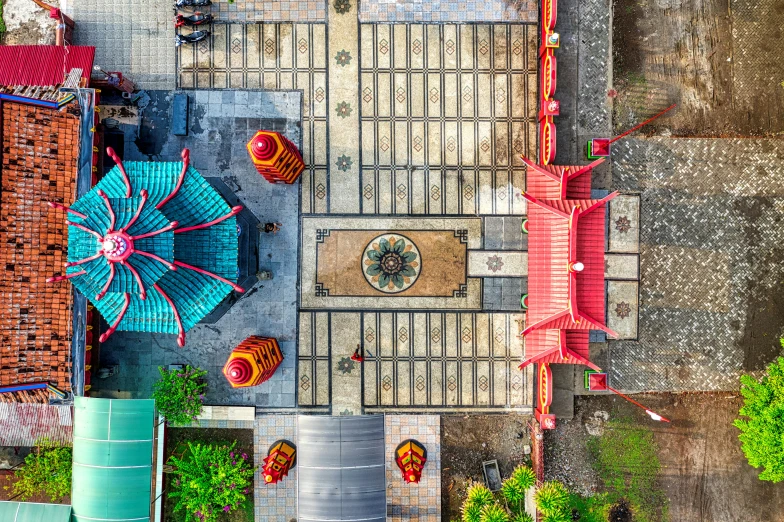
612, 0, 784, 137
547, 393, 784, 522
441, 414, 532, 521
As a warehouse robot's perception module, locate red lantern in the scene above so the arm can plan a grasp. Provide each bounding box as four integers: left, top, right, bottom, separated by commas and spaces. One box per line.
262, 440, 296, 485
395, 439, 427, 483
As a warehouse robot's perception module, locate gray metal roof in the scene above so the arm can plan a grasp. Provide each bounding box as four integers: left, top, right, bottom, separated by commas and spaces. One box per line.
297, 415, 386, 522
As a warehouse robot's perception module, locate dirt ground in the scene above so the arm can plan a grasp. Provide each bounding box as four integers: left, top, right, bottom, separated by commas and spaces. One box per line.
612, 0, 784, 137
441, 414, 532, 521
1, 0, 59, 45
546, 393, 784, 522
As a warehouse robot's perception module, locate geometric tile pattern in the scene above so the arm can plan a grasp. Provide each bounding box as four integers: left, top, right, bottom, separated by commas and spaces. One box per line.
178, 23, 329, 213
360, 0, 538, 23
254, 415, 297, 522
362, 312, 531, 411
297, 312, 332, 409
359, 23, 535, 215
211, 0, 327, 22
386, 415, 441, 521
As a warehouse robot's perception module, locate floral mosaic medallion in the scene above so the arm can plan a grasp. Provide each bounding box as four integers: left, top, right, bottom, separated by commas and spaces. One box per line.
337, 356, 355, 374
362, 234, 420, 293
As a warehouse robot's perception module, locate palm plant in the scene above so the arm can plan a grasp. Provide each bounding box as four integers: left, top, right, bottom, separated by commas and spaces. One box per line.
534, 480, 569, 518
511, 513, 534, 522
480, 504, 510, 522
501, 465, 536, 513
462, 502, 483, 522
465, 483, 495, 509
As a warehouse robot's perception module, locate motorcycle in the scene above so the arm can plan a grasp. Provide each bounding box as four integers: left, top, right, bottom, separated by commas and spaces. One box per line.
175, 12, 213, 27
175, 0, 212, 8
175, 30, 211, 47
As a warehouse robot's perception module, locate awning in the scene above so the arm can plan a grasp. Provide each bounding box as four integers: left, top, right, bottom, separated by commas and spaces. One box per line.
297, 415, 386, 522
0, 502, 72, 522
71, 397, 155, 522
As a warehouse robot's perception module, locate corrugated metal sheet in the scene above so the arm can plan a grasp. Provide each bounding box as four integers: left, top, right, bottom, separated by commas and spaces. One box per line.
0, 403, 73, 446
71, 398, 155, 522
297, 415, 386, 522
0, 45, 95, 86
0, 501, 72, 522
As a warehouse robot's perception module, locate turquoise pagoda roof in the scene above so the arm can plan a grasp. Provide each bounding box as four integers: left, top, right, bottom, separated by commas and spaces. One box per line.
48, 149, 243, 347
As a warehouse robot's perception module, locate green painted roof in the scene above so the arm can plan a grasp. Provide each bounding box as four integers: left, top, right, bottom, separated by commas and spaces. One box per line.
71, 397, 155, 522
0, 502, 72, 522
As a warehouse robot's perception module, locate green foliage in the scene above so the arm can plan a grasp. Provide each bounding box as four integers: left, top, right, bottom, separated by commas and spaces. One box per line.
465, 483, 494, 510
567, 492, 611, 522
6, 438, 72, 502
0, 2, 6, 35
501, 465, 535, 513
167, 441, 255, 521
152, 365, 207, 426
534, 480, 569, 518
734, 355, 784, 482
586, 418, 668, 522
479, 503, 509, 522
511, 513, 534, 522
462, 502, 483, 522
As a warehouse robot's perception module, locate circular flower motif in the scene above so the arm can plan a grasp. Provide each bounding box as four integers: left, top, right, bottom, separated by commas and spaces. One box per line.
334, 0, 351, 14
337, 356, 355, 374
334, 49, 352, 67
335, 101, 352, 118
336, 155, 353, 172
362, 234, 420, 294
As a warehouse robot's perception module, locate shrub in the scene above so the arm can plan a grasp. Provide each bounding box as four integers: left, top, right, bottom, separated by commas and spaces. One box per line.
734, 353, 784, 482
534, 480, 569, 518
480, 503, 510, 522
6, 438, 72, 502
511, 513, 534, 522
152, 365, 207, 426
501, 465, 535, 508
167, 441, 255, 521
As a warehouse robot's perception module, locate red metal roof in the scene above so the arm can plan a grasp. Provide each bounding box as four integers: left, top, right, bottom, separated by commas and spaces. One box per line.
520, 158, 618, 370
0, 45, 95, 86
0, 402, 73, 446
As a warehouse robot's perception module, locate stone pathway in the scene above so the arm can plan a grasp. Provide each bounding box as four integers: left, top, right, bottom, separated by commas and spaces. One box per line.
609, 137, 784, 391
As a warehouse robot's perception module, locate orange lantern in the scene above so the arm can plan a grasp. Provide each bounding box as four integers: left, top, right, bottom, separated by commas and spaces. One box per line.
395, 439, 427, 484
222, 336, 284, 388
246, 130, 305, 184
262, 440, 296, 484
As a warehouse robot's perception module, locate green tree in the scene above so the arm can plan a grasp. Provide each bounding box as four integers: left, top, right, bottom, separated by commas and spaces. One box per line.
461, 467, 536, 522
734, 353, 784, 482
501, 465, 535, 513
152, 365, 207, 426
479, 504, 509, 522
167, 441, 255, 521
6, 438, 72, 502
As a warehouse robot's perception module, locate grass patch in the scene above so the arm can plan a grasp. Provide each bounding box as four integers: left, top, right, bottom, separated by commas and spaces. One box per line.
585, 418, 668, 522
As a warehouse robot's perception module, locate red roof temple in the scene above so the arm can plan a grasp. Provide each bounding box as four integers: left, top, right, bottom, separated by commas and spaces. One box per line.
520, 155, 619, 428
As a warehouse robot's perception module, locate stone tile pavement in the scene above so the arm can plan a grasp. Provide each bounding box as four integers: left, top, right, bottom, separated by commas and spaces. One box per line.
608, 137, 784, 391
211, 0, 326, 22
70, 0, 176, 89
359, 0, 538, 23
254, 415, 297, 522
385, 415, 441, 521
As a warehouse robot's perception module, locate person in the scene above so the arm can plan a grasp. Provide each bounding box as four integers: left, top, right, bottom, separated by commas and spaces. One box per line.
262, 222, 282, 234
350, 344, 364, 363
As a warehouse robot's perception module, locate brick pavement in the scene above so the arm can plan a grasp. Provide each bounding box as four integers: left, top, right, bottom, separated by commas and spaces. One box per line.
71, 0, 175, 89
608, 137, 784, 391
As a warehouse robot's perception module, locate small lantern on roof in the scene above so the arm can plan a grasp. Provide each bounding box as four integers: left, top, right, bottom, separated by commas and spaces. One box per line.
262, 439, 296, 484
395, 439, 427, 484
222, 336, 284, 388
247, 130, 305, 184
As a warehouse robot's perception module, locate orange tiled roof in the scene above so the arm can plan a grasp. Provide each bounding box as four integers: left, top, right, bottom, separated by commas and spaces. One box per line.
0, 101, 80, 400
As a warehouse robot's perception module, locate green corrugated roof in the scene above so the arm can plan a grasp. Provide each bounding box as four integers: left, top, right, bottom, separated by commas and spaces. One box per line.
71, 397, 155, 522
0, 502, 72, 522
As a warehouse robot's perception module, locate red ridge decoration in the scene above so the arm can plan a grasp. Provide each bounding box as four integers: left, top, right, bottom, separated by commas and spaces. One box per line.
47, 201, 87, 220
98, 293, 130, 343
121, 260, 147, 300
154, 283, 185, 347
174, 206, 243, 234
156, 149, 190, 210
96, 190, 116, 232
173, 261, 245, 293
106, 147, 132, 197
120, 189, 148, 233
